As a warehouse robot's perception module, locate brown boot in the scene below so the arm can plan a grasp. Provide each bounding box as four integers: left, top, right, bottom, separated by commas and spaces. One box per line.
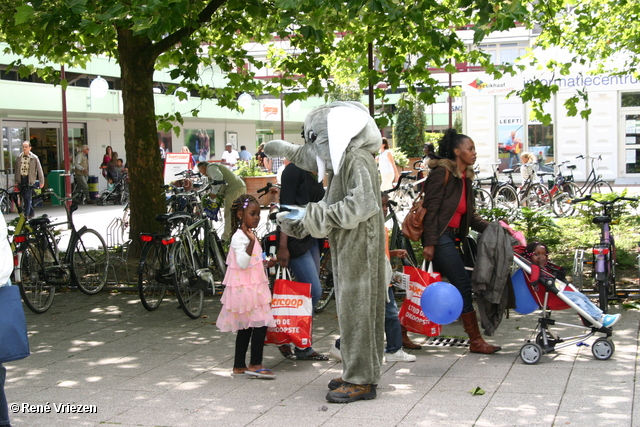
461, 310, 501, 354
401, 325, 422, 350
326, 383, 377, 403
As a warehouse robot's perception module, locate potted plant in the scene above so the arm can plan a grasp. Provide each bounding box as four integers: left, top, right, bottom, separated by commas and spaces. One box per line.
235, 158, 278, 205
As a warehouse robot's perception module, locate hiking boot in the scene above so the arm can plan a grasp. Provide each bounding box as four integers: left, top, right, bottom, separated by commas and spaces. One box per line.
328, 377, 344, 390
326, 383, 376, 403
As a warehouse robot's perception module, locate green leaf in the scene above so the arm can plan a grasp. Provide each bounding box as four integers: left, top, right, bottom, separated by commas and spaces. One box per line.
470, 387, 486, 396
15, 5, 34, 25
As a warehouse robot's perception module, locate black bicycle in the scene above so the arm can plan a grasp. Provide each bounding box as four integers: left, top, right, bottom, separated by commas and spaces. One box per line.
14, 193, 109, 313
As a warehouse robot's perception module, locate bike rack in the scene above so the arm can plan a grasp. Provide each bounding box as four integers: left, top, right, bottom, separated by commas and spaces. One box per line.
105, 216, 133, 286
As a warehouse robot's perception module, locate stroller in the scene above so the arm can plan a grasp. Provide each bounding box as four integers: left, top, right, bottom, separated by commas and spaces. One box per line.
96, 172, 128, 205
512, 253, 616, 364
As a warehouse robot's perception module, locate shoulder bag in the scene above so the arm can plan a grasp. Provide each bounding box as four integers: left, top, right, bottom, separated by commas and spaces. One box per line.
402, 168, 450, 242
0, 285, 30, 364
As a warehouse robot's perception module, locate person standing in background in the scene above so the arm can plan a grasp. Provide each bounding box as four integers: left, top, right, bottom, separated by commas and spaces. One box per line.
74, 144, 91, 203
14, 140, 44, 219
221, 143, 240, 167
238, 145, 252, 163
377, 138, 399, 191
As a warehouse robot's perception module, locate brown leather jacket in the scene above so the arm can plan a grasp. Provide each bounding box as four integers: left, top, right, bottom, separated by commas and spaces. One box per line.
420, 158, 489, 247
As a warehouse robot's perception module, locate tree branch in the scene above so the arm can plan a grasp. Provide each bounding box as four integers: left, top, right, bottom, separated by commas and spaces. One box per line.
150, 0, 227, 58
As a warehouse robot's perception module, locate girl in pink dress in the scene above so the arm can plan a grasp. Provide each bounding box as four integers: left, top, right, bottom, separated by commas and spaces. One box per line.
217, 194, 277, 378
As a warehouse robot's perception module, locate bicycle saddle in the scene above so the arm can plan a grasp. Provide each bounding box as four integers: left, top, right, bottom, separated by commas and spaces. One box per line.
29, 215, 51, 226
592, 216, 611, 224
155, 212, 192, 222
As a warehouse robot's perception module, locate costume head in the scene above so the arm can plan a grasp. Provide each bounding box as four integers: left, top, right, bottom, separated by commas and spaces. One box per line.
265, 101, 382, 181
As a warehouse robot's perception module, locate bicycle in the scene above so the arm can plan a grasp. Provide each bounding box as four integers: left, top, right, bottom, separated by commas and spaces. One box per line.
313, 237, 334, 313
542, 160, 580, 217
571, 195, 638, 313
474, 162, 519, 213
471, 165, 494, 211
0, 186, 11, 214
13, 193, 110, 313
6, 183, 47, 252
387, 171, 418, 214
502, 166, 551, 212
138, 211, 192, 312
569, 155, 613, 196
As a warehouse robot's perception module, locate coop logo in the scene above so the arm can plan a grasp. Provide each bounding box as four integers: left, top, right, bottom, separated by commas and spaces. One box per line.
271, 297, 305, 309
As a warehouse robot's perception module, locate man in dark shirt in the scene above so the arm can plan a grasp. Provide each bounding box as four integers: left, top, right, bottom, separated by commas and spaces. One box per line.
277, 161, 327, 360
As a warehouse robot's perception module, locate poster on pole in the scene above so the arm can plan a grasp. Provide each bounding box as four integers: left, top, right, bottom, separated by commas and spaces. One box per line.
163, 152, 191, 185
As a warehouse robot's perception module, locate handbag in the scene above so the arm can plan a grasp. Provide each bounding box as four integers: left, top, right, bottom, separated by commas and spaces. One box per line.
398, 262, 443, 336
0, 285, 30, 364
265, 268, 313, 348
402, 169, 449, 242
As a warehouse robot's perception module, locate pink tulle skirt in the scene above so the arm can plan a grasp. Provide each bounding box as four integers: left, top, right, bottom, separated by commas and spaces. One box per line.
216, 268, 275, 332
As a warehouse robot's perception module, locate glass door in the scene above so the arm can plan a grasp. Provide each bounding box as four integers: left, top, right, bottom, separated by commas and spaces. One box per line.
27, 124, 60, 177
1, 123, 27, 186
623, 114, 640, 174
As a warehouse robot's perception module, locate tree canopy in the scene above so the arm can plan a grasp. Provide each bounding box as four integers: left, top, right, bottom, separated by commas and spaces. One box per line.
0, 0, 538, 241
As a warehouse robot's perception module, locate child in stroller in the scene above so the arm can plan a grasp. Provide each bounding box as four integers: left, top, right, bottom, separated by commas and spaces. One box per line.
524, 242, 620, 327
97, 171, 128, 205
514, 242, 621, 364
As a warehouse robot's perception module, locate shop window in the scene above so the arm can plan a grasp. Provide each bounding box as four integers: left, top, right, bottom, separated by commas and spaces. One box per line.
621, 93, 640, 107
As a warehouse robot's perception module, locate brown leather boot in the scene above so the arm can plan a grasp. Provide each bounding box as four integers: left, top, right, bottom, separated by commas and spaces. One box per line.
401, 325, 422, 350
461, 310, 501, 354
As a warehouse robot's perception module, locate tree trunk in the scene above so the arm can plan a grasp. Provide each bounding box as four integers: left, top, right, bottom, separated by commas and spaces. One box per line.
117, 28, 165, 255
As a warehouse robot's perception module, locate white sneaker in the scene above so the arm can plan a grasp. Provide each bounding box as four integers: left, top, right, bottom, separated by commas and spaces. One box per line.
385, 349, 416, 362
329, 343, 342, 362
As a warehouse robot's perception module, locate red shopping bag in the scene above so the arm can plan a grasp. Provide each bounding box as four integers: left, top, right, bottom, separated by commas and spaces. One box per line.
265, 268, 313, 348
398, 264, 442, 337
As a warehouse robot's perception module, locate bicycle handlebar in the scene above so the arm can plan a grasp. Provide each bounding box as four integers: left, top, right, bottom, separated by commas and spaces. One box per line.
570, 195, 638, 205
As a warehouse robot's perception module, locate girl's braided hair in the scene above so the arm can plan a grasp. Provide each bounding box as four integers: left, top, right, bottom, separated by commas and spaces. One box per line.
437, 128, 471, 161
230, 194, 259, 234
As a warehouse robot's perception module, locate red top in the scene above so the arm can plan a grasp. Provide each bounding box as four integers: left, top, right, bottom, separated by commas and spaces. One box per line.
447, 172, 466, 228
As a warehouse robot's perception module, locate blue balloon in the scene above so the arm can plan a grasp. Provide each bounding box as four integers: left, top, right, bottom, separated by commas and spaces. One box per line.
512, 269, 539, 314
420, 281, 463, 325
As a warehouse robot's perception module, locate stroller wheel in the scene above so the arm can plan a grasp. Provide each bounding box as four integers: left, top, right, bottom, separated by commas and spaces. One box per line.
591, 337, 615, 360
520, 342, 543, 365
535, 331, 558, 349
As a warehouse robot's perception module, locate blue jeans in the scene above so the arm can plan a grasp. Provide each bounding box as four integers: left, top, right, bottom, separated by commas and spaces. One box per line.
288, 240, 321, 309
0, 363, 7, 426
335, 286, 403, 354
432, 231, 474, 314
288, 240, 321, 356
20, 175, 34, 217
385, 287, 402, 354
563, 291, 603, 321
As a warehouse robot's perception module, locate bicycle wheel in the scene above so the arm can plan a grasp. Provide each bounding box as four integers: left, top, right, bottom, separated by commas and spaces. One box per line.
18, 240, 56, 313
315, 250, 334, 313
524, 183, 551, 211
138, 242, 168, 311
391, 188, 414, 213
494, 185, 519, 211
208, 234, 227, 288
0, 191, 10, 214
171, 242, 204, 319
552, 192, 574, 217
592, 180, 613, 194
71, 228, 109, 295
563, 182, 581, 197
474, 187, 494, 210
